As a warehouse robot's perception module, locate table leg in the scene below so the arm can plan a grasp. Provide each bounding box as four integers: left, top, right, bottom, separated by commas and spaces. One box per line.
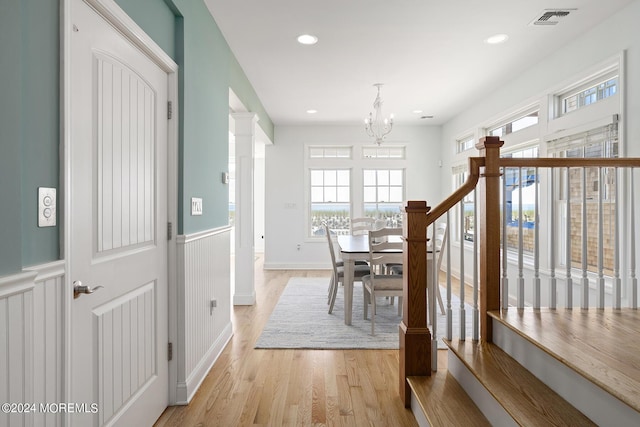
343, 259, 354, 325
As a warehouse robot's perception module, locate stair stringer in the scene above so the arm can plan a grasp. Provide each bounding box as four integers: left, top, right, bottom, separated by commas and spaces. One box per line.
493, 320, 639, 427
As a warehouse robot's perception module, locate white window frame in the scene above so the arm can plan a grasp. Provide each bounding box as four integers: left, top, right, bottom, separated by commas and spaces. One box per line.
308, 168, 352, 237
456, 135, 475, 154
362, 168, 405, 227
501, 144, 540, 259
555, 70, 619, 117
487, 108, 540, 139
362, 145, 406, 159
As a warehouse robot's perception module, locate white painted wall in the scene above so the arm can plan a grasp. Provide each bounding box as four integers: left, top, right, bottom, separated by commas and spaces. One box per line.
264, 125, 442, 269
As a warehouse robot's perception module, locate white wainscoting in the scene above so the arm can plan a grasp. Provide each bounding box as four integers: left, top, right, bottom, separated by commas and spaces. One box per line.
0, 261, 65, 427
174, 227, 233, 404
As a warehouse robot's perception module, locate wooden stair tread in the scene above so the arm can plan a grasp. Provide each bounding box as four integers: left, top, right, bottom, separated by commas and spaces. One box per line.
446, 338, 596, 427
408, 372, 491, 427
489, 308, 640, 413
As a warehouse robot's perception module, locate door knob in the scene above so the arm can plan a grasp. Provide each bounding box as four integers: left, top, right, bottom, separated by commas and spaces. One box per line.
73, 281, 104, 299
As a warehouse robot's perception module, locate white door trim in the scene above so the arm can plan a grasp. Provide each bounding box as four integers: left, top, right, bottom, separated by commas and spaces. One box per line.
61, 0, 180, 419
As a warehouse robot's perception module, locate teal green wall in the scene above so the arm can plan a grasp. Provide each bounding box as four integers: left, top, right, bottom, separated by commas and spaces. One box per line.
21, 0, 60, 268
122, 0, 274, 234
0, 0, 59, 275
229, 56, 275, 142
0, 0, 25, 274
114, 0, 176, 59
172, 0, 231, 233
0, 0, 273, 277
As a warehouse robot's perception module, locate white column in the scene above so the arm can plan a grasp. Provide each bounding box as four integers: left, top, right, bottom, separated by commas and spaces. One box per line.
231, 112, 258, 305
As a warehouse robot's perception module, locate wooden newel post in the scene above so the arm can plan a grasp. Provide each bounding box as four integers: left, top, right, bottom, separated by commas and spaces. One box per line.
476, 136, 503, 343
399, 200, 431, 407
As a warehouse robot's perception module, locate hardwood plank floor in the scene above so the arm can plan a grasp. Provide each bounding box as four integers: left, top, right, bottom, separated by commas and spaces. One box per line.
155, 256, 418, 426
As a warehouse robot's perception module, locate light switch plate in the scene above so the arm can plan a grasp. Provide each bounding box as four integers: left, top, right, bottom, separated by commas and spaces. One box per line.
191, 197, 203, 216
38, 187, 57, 227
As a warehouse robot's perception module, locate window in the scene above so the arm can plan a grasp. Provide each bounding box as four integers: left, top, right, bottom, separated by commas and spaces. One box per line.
363, 169, 404, 227
488, 111, 539, 138
362, 146, 405, 159
452, 164, 475, 242
456, 135, 474, 154
309, 146, 352, 159
560, 74, 618, 115
549, 122, 619, 274
310, 169, 351, 236
501, 146, 539, 254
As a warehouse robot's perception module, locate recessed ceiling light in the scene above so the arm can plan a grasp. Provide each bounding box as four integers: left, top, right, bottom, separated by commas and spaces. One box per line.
297, 34, 318, 45
412, 110, 423, 114
306, 109, 318, 114
485, 34, 509, 44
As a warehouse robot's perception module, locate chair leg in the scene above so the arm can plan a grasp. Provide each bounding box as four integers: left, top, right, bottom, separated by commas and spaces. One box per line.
328, 274, 340, 314
371, 294, 376, 335
397, 296, 402, 316
363, 284, 369, 320
327, 274, 335, 304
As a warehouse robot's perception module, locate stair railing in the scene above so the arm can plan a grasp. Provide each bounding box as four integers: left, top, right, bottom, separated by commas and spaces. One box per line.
399, 135, 640, 407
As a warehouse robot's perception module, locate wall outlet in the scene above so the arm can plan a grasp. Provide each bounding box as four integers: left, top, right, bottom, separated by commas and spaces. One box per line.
38, 187, 57, 227
191, 197, 203, 216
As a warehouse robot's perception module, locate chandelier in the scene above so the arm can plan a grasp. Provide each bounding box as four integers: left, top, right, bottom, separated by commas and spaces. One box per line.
364, 83, 393, 145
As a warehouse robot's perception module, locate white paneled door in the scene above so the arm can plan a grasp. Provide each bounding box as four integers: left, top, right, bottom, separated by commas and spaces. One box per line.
69, 1, 168, 425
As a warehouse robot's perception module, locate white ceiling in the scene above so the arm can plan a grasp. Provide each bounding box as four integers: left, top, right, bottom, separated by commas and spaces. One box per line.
204, 0, 634, 126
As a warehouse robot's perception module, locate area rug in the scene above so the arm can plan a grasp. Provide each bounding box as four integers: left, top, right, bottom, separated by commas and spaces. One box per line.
255, 277, 474, 350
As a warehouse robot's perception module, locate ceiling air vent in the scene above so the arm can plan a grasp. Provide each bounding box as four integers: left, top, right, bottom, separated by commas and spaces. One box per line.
530, 9, 576, 26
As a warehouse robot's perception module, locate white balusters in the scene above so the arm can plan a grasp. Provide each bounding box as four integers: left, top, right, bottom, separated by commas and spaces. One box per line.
473, 190, 479, 341
581, 167, 589, 309
550, 170, 557, 309
502, 168, 509, 309
533, 167, 541, 309
459, 200, 466, 340
446, 210, 453, 341
597, 168, 605, 308
565, 167, 573, 308
630, 169, 638, 309
429, 223, 438, 371
614, 168, 621, 308
517, 167, 524, 308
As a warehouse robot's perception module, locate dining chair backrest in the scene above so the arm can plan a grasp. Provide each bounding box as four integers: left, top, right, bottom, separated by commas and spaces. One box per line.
323, 223, 340, 278
350, 217, 375, 235
368, 227, 404, 272
373, 218, 387, 231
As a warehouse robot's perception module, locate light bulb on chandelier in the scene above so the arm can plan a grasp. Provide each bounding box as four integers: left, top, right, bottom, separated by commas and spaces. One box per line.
364, 83, 393, 145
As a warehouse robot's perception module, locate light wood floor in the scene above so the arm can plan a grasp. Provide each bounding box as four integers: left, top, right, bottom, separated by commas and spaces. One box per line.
154, 257, 419, 426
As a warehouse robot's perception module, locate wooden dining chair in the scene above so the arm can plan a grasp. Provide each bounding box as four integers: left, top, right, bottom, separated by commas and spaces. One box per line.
324, 224, 371, 314
350, 217, 375, 235
362, 227, 404, 335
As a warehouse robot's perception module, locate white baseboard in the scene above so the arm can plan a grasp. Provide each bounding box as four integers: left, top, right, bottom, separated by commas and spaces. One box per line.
175, 322, 233, 405
263, 262, 331, 270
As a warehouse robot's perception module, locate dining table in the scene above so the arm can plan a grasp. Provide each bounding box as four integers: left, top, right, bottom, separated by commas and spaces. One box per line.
337, 233, 434, 326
